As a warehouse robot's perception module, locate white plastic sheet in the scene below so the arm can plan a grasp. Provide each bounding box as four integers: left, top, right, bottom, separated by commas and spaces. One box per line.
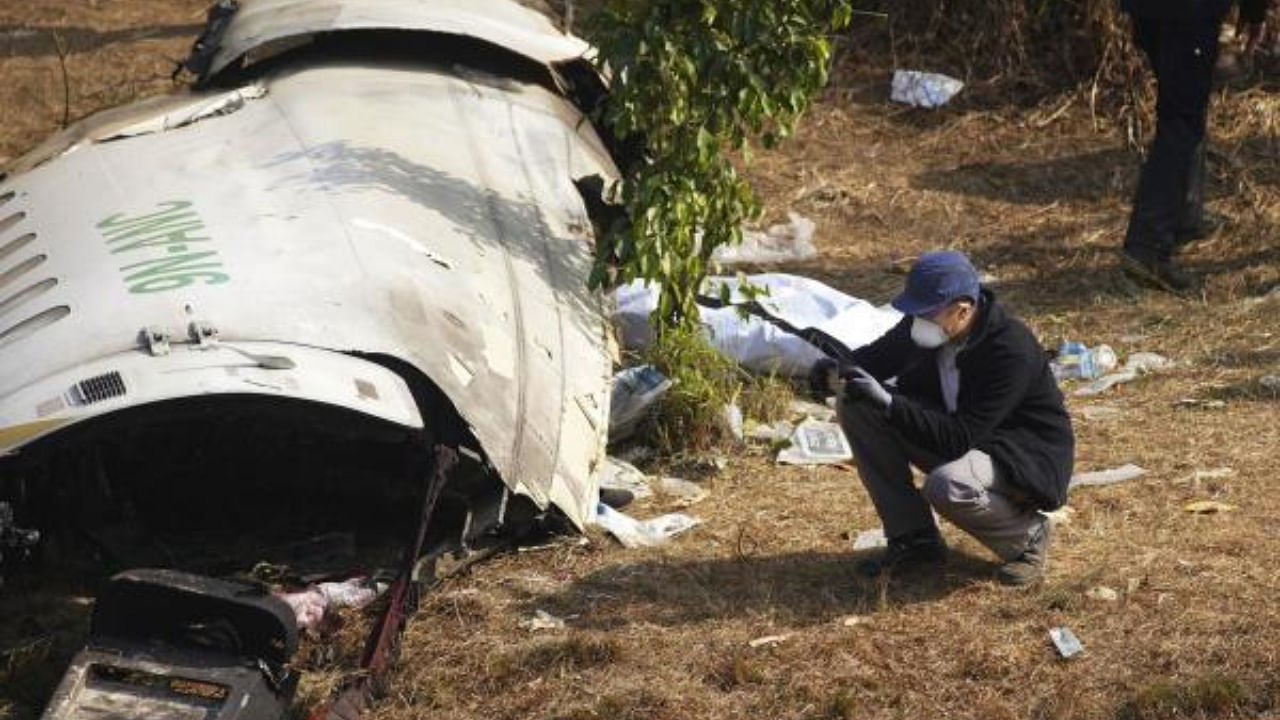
614, 274, 902, 377
891, 70, 964, 108
712, 212, 817, 266
593, 503, 701, 548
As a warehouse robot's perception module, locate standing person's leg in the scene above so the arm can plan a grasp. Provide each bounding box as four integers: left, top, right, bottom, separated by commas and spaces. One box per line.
1122, 15, 1221, 291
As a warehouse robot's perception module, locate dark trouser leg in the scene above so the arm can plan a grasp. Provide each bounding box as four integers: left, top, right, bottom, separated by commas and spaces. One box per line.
838, 399, 944, 540
1124, 15, 1221, 262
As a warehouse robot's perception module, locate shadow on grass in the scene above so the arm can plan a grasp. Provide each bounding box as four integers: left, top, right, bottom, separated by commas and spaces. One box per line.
524, 549, 994, 631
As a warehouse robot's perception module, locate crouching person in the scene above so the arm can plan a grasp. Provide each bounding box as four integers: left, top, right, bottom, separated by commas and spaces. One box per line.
829, 251, 1074, 585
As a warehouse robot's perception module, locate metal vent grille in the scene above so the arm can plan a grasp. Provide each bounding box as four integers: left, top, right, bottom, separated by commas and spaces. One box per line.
0, 233, 35, 264
0, 305, 70, 350
76, 372, 127, 404
0, 212, 25, 235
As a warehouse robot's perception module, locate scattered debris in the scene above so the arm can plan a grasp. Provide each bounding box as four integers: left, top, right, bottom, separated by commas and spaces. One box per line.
1079, 404, 1124, 421
1042, 506, 1076, 526
1174, 398, 1227, 410
1183, 500, 1237, 514
654, 477, 710, 507
593, 503, 701, 548
1051, 341, 1117, 382
43, 570, 298, 720
890, 70, 964, 108
747, 420, 796, 444
1173, 467, 1234, 488
599, 457, 655, 503
788, 398, 837, 423
852, 528, 888, 551
722, 403, 745, 443
1070, 463, 1147, 488
520, 610, 566, 632
610, 365, 672, 442
1049, 626, 1084, 659
776, 419, 854, 465
713, 211, 818, 266
1086, 586, 1119, 602
748, 634, 792, 648
1074, 352, 1172, 397
278, 577, 385, 631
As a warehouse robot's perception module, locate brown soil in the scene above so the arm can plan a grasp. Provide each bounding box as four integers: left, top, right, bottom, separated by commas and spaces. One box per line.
2, 4, 1278, 720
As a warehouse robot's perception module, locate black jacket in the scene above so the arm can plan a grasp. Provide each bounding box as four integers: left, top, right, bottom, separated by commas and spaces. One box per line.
1120, 0, 1269, 23
848, 289, 1075, 510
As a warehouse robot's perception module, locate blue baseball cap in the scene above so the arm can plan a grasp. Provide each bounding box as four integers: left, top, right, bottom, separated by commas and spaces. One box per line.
891, 250, 981, 316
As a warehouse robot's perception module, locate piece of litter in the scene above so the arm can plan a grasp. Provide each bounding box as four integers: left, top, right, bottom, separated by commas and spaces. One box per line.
277, 577, 384, 630
1049, 627, 1084, 659
1086, 586, 1119, 602
1042, 506, 1075, 526
609, 365, 672, 442
599, 457, 654, 501
1070, 463, 1146, 488
776, 419, 854, 465
722, 403, 745, 442
852, 528, 887, 551
1073, 352, 1173, 397
841, 615, 871, 627
713, 212, 817, 266
1173, 467, 1234, 487
1125, 352, 1173, 373
1079, 405, 1124, 421
1183, 500, 1237, 514
748, 634, 792, 648
1126, 578, 1142, 595
520, 610, 566, 632
1174, 398, 1227, 410
747, 420, 795, 444
655, 477, 710, 507
1074, 370, 1138, 397
593, 503, 701, 548
890, 70, 964, 108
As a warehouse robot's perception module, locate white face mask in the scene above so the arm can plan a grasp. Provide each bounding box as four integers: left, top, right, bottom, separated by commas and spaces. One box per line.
910, 317, 950, 349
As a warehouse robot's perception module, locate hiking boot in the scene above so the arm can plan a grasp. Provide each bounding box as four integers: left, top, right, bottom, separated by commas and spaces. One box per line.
1119, 249, 1200, 295
997, 518, 1051, 586
856, 529, 947, 578
1175, 211, 1226, 249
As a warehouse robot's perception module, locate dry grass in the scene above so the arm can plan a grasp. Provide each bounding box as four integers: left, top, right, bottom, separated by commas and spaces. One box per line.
3, 3, 1280, 720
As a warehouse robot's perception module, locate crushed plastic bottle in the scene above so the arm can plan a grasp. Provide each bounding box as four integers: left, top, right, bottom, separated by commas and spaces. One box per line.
1050, 342, 1117, 382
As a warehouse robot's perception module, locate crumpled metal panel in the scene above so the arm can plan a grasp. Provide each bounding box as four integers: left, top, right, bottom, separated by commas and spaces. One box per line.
208, 0, 590, 78
0, 58, 616, 529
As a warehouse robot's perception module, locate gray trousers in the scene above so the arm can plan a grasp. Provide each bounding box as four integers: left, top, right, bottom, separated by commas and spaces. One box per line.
839, 399, 1044, 561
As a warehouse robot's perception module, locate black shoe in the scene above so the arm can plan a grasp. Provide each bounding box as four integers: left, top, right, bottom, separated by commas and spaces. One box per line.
856, 529, 947, 578
1174, 211, 1226, 249
997, 519, 1051, 586
1119, 249, 1200, 295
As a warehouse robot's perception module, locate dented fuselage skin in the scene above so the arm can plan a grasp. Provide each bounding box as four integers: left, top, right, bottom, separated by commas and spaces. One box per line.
0, 0, 615, 531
